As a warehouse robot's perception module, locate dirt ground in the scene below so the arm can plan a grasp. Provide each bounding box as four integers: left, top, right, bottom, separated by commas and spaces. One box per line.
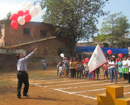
0, 67, 130, 105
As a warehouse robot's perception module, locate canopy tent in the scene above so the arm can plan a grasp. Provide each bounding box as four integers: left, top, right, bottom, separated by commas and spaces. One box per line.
76, 46, 128, 54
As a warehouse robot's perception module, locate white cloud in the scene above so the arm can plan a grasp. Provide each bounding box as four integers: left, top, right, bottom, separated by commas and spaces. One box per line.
0, 2, 18, 20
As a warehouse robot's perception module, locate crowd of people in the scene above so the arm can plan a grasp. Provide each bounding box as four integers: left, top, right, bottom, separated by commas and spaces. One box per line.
56, 55, 130, 84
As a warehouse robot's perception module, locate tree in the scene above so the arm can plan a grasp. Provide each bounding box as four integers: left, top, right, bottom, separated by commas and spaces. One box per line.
36, 0, 109, 56
99, 12, 130, 48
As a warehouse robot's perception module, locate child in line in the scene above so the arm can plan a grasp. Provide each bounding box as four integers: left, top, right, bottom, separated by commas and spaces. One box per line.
103, 62, 108, 79
118, 58, 123, 78
76, 61, 82, 79
84, 62, 89, 79
89, 72, 92, 80
59, 64, 63, 78
57, 62, 61, 76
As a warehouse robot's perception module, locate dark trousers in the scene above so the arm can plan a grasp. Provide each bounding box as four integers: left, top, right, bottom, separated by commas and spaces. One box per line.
17, 71, 29, 97
77, 70, 81, 78
123, 73, 128, 80
70, 69, 76, 78
129, 72, 130, 83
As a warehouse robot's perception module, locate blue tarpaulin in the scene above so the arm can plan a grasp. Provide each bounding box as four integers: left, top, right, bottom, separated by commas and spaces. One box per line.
76, 46, 128, 54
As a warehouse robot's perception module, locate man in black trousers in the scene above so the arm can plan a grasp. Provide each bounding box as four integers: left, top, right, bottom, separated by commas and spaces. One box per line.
16, 48, 37, 99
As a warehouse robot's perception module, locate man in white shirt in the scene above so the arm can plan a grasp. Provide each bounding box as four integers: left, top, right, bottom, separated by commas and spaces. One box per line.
16, 48, 37, 99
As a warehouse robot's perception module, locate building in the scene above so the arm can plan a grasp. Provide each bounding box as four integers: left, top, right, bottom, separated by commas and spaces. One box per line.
0, 21, 68, 70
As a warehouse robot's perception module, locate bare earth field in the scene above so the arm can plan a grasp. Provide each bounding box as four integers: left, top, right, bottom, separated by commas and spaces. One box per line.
0, 67, 130, 105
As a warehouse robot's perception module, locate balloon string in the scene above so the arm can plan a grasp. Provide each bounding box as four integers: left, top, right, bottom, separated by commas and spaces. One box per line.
31, 28, 37, 48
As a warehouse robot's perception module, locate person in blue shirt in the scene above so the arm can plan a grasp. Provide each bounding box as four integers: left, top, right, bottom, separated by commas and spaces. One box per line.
42, 58, 46, 70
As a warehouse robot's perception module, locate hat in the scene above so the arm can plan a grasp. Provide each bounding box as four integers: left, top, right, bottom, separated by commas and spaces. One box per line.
112, 55, 115, 58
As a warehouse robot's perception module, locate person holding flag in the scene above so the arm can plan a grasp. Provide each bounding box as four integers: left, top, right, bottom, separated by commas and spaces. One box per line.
88, 44, 107, 80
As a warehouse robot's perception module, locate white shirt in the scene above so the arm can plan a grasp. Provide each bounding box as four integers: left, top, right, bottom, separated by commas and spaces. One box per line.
122, 60, 128, 68
59, 66, 63, 72
127, 59, 130, 71
17, 51, 34, 71
108, 61, 116, 69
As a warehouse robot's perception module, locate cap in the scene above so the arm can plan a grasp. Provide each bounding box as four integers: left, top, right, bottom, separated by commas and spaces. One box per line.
112, 55, 115, 58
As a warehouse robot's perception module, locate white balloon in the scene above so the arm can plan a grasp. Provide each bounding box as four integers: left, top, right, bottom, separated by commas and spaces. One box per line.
26, 2, 34, 10
21, 7, 27, 12
18, 16, 25, 25
29, 7, 38, 17
22, 1, 28, 7
35, 5, 42, 14
60, 53, 64, 58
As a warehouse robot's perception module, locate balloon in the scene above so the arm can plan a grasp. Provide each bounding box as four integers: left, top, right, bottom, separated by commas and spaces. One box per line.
26, 2, 34, 10
116, 58, 119, 62
82, 60, 85, 64
10, 14, 18, 21
18, 16, 25, 25
24, 10, 29, 15
24, 14, 31, 22
107, 50, 112, 55
29, 7, 38, 17
118, 53, 123, 58
60, 53, 64, 58
21, 7, 27, 12
18, 10, 24, 17
35, 5, 42, 14
85, 58, 89, 63
22, 1, 28, 7
11, 21, 18, 29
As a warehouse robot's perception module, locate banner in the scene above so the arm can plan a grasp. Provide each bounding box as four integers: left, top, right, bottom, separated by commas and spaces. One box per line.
88, 44, 107, 73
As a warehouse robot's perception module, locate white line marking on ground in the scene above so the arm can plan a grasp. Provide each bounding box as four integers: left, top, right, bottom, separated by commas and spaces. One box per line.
30, 83, 43, 87
89, 88, 106, 92
43, 80, 109, 88
57, 81, 126, 90
52, 88, 96, 100
124, 92, 130, 95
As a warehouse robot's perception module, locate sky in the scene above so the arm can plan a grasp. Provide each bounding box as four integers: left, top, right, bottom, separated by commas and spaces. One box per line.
0, 0, 130, 30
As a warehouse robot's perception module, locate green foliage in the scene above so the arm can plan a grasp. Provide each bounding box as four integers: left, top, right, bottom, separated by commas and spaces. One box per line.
95, 34, 110, 42
36, 0, 109, 55
98, 12, 130, 47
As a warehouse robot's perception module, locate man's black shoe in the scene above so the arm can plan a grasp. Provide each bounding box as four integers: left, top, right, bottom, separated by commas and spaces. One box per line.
23, 94, 29, 97
17, 96, 21, 99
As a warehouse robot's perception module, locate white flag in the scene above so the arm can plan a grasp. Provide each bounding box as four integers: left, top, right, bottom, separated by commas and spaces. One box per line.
88, 44, 107, 73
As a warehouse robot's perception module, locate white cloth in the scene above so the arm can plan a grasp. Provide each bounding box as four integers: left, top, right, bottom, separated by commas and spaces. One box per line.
17, 51, 34, 71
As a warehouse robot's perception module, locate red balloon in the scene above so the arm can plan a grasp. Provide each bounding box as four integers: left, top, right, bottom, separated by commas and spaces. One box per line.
107, 50, 112, 55
24, 10, 29, 15
10, 14, 18, 21
82, 60, 85, 64
18, 10, 24, 17
11, 21, 18, 29
24, 14, 31, 22
118, 53, 123, 58
85, 58, 89, 63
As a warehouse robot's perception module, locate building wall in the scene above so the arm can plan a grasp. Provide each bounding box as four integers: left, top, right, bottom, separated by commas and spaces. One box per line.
0, 38, 67, 71
16, 38, 67, 70
4, 22, 56, 46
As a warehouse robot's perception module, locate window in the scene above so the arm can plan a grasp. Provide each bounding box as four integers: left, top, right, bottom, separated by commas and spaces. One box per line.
40, 30, 46, 37
23, 28, 30, 35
